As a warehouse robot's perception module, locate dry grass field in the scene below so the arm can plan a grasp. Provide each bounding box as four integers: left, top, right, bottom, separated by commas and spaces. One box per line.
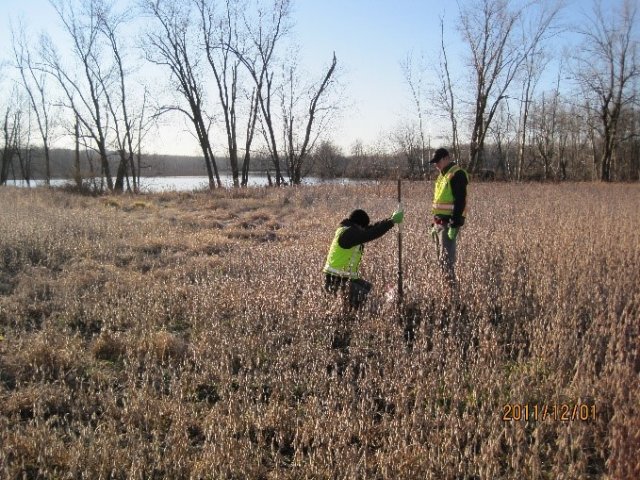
0, 181, 638, 479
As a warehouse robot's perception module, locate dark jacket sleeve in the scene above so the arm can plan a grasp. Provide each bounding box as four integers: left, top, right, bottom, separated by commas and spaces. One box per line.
338, 219, 395, 249
450, 171, 468, 227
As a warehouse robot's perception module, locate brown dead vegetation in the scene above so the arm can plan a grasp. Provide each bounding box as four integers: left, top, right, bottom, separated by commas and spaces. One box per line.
0, 182, 638, 478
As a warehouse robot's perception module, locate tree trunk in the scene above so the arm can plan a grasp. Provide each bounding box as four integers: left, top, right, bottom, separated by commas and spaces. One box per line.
98, 144, 113, 192
114, 156, 128, 192
74, 118, 82, 188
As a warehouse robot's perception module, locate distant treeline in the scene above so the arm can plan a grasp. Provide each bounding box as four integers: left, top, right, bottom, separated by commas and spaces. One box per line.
7, 149, 276, 180
0, 146, 443, 183
5, 142, 637, 184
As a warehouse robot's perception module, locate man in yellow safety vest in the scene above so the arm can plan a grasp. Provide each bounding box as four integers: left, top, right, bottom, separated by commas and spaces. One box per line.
323, 208, 404, 309
429, 148, 469, 284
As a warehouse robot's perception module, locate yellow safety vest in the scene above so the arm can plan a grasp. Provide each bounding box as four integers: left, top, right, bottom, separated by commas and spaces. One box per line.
432, 165, 469, 216
323, 226, 363, 279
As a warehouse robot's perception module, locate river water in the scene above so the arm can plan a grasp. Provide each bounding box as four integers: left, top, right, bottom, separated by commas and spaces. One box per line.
6, 174, 358, 192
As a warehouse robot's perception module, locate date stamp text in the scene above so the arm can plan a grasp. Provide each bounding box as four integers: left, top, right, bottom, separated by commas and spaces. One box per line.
502, 403, 597, 422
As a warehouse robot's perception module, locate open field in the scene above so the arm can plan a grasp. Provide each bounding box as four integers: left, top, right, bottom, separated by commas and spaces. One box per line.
0, 182, 638, 479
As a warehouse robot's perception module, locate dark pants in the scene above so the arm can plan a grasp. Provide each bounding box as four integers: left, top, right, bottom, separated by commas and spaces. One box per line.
324, 274, 372, 310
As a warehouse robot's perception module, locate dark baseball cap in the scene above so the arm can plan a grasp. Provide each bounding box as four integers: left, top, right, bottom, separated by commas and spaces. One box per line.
430, 148, 450, 164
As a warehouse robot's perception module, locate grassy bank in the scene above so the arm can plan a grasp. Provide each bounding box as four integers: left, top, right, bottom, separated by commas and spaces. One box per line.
0, 182, 638, 479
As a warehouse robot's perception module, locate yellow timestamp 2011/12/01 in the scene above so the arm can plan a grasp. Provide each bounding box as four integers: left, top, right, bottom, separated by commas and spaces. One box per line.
502, 403, 597, 422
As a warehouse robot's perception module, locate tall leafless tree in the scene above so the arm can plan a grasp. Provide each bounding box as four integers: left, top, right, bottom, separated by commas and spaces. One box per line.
400, 52, 428, 176
133, 88, 156, 186
514, 51, 548, 181
391, 120, 425, 179
12, 24, 55, 186
73, 114, 82, 187
616, 106, 640, 180
143, 0, 221, 188
313, 139, 345, 179
514, 2, 562, 180
197, 0, 258, 188
458, 0, 519, 173
40, 0, 114, 190
573, 0, 639, 181
0, 91, 32, 186
1, 104, 19, 185
233, 0, 291, 186
457, 0, 561, 173
487, 101, 516, 178
436, 17, 462, 163
14, 107, 34, 185
96, 4, 139, 192
280, 52, 337, 184
531, 91, 559, 179
240, 87, 261, 186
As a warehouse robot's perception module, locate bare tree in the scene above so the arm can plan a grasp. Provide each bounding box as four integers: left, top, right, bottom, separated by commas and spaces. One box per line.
457, 0, 561, 173
0, 89, 32, 186
488, 101, 516, 178
40, 0, 114, 191
233, 0, 291, 186
514, 51, 550, 181
14, 107, 34, 185
240, 87, 261, 186
401, 52, 428, 175
280, 52, 337, 184
530, 91, 558, 179
197, 0, 260, 188
1, 105, 19, 185
133, 88, 156, 187
74, 114, 82, 187
391, 121, 425, 179
198, 0, 239, 187
143, 0, 221, 188
12, 24, 55, 186
96, 4, 139, 192
436, 17, 462, 163
554, 105, 571, 180
313, 139, 345, 179
458, 0, 518, 173
616, 105, 640, 180
554, 102, 591, 180
514, 2, 563, 180
573, 0, 639, 181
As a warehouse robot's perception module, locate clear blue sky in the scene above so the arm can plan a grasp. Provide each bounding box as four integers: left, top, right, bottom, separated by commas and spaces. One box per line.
292, 0, 455, 151
0, 0, 591, 156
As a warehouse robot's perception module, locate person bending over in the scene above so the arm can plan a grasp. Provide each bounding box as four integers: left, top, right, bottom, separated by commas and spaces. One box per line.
323, 208, 404, 309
